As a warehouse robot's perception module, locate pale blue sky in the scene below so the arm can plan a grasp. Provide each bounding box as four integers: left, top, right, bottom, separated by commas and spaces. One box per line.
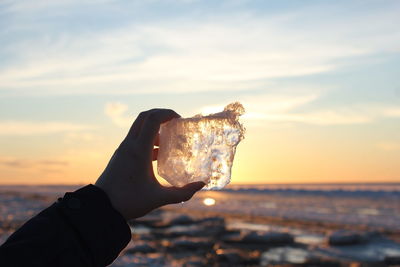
0, 0, 399, 184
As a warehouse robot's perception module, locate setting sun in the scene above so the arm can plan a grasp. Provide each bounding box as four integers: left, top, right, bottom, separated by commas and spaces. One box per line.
203, 198, 216, 206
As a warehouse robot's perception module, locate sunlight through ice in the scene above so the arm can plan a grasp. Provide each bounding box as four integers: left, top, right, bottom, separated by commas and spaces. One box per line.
158, 102, 245, 190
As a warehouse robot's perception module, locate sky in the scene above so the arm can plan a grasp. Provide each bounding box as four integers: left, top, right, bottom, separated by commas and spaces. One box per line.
0, 0, 399, 184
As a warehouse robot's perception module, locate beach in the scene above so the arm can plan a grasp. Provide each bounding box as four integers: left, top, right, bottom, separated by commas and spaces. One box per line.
1, 184, 400, 266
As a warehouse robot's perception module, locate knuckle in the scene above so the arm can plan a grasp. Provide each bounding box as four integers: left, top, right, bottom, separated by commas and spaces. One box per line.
117, 141, 143, 160
183, 194, 192, 202
138, 111, 148, 118
117, 140, 129, 152
181, 191, 193, 202
115, 145, 131, 158
130, 143, 145, 158
147, 112, 158, 121
169, 197, 182, 205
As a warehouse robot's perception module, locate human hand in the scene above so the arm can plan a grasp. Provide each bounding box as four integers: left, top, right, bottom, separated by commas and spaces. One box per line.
95, 109, 205, 220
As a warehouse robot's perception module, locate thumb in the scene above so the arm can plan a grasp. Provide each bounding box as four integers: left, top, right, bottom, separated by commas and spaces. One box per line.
162, 181, 206, 204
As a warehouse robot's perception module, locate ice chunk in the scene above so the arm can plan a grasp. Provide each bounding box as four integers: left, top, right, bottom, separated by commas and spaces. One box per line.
157, 102, 245, 190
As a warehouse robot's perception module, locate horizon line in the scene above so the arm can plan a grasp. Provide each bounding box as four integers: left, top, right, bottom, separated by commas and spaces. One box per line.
0, 181, 399, 186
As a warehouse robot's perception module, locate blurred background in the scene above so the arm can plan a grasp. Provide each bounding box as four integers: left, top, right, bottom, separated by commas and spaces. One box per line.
0, 0, 399, 266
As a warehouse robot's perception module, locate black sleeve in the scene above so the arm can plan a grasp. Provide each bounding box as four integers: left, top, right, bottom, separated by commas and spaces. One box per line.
0, 185, 131, 267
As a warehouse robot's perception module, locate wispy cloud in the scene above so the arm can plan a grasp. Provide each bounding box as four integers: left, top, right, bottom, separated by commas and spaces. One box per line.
104, 102, 133, 127
200, 93, 400, 126
1, 1, 399, 95
2, 0, 112, 12
262, 110, 372, 125
0, 121, 92, 135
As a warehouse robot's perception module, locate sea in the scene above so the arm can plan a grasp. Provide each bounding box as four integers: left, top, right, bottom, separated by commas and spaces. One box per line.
0, 183, 399, 235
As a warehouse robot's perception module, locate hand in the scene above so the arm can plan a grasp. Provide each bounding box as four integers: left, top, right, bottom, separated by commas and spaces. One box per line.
95, 109, 205, 220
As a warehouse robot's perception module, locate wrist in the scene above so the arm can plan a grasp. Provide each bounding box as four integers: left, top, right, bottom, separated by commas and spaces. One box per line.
94, 180, 128, 220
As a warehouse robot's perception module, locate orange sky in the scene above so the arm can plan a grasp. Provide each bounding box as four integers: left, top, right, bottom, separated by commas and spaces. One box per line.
0, 117, 399, 185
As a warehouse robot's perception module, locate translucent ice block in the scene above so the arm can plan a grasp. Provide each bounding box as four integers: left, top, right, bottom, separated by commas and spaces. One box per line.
157, 102, 245, 190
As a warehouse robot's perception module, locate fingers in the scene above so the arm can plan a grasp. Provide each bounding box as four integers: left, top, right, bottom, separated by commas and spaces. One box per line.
126, 111, 148, 140
121, 109, 178, 155
161, 182, 206, 204
152, 148, 158, 161
154, 133, 160, 147
137, 109, 180, 152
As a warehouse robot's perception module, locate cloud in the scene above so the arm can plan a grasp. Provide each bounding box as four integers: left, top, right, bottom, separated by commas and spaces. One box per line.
200, 93, 318, 116
0, 121, 92, 135
199, 93, 400, 126
266, 106, 400, 126
262, 110, 371, 125
0, 1, 399, 95
104, 102, 132, 127
0, 156, 68, 168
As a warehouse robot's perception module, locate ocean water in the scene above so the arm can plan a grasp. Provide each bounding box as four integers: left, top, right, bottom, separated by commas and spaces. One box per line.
0, 183, 399, 232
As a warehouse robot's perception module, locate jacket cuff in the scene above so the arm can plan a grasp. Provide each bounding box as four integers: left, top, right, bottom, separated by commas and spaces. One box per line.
58, 184, 131, 266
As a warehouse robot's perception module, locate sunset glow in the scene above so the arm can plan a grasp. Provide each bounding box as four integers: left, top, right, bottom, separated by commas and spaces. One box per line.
0, 1, 399, 184
203, 198, 216, 206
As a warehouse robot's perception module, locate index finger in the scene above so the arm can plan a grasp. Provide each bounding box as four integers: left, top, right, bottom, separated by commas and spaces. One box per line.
137, 109, 180, 152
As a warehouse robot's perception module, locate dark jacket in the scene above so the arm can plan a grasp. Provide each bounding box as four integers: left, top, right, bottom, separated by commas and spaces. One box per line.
0, 185, 131, 267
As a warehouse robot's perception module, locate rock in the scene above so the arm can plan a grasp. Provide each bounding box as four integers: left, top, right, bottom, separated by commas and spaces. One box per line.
131, 225, 151, 235
131, 217, 162, 228
162, 225, 202, 237
328, 231, 366, 246
182, 260, 207, 267
169, 238, 214, 251
241, 232, 294, 245
169, 255, 209, 267
199, 216, 225, 225
197, 217, 227, 237
136, 234, 155, 241
169, 215, 195, 225
199, 217, 226, 232
125, 243, 156, 254
316, 235, 400, 264
385, 255, 400, 265
114, 253, 165, 266
220, 230, 242, 243
161, 223, 225, 238
260, 247, 313, 266
202, 224, 226, 237
216, 248, 243, 264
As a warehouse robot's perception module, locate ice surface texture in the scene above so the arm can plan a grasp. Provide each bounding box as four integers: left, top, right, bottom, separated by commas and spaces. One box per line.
157, 102, 245, 190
